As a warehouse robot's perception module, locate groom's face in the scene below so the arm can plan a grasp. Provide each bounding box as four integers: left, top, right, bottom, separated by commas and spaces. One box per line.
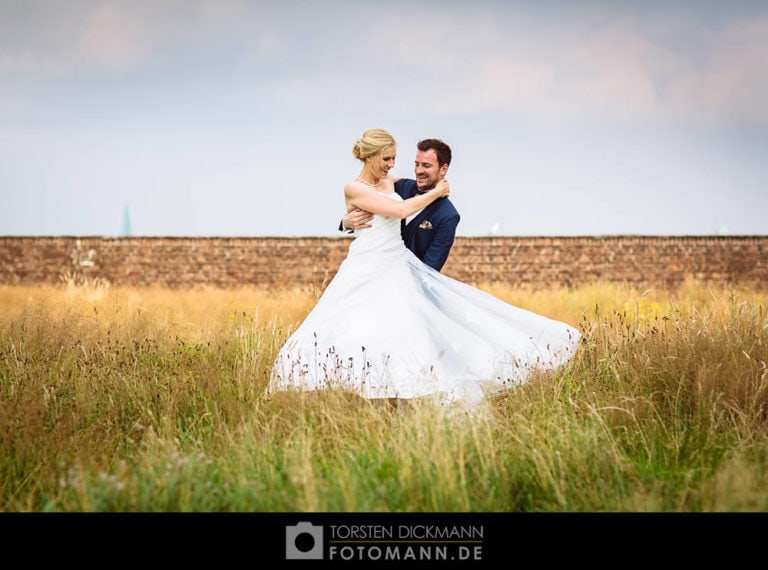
414, 149, 448, 190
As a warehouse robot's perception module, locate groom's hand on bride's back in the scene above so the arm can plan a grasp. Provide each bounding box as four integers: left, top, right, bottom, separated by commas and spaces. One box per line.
342, 208, 374, 231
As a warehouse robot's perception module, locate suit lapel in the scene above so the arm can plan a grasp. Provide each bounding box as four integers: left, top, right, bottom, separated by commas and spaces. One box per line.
397, 181, 438, 239
406, 201, 434, 230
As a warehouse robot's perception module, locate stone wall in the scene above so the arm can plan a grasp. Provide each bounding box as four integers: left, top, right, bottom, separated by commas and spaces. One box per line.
1, 235, 766, 290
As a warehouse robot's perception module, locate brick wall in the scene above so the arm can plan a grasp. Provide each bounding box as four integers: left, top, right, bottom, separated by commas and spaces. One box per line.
1, 235, 766, 290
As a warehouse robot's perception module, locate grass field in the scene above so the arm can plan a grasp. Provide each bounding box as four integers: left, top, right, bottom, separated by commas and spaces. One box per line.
1, 277, 767, 512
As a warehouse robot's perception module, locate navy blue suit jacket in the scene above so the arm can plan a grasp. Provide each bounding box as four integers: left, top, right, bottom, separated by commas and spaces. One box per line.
395, 179, 460, 271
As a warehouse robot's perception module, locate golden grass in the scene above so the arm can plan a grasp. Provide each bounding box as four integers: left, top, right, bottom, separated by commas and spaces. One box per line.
1, 277, 767, 512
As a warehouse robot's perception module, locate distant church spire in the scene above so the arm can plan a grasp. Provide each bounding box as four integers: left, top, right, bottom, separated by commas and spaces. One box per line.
121, 205, 133, 236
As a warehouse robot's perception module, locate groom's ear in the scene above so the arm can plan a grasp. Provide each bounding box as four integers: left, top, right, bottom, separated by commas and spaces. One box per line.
439, 163, 449, 178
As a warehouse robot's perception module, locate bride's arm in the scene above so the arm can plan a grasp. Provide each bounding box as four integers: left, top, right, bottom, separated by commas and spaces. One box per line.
344, 179, 450, 219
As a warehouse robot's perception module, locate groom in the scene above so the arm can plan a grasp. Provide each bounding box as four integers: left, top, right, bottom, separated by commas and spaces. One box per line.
340, 138, 460, 272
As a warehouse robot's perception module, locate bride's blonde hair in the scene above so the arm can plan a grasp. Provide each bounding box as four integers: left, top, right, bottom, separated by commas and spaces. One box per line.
352, 128, 396, 161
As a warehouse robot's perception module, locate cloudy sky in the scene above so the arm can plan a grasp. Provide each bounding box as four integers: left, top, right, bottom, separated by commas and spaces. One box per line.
1, 0, 767, 237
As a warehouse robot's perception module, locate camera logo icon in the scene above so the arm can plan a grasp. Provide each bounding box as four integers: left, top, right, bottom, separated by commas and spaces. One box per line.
286, 522, 324, 560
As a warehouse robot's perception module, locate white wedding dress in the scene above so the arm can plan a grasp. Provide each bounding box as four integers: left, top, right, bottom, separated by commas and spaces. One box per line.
268, 192, 581, 406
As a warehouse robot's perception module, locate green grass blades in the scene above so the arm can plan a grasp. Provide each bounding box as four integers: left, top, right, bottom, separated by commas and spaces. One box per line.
1, 280, 767, 512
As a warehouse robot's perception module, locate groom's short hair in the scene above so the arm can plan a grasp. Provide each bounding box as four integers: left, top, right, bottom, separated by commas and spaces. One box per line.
417, 139, 452, 167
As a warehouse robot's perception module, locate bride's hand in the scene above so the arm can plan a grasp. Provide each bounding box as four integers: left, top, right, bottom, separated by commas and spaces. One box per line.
432, 179, 450, 198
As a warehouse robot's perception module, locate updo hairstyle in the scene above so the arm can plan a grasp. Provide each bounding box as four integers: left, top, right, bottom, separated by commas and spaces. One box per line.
352, 128, 397, 161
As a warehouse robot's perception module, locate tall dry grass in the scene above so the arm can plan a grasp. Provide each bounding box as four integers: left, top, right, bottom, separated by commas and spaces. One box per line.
0, 277, 766, 512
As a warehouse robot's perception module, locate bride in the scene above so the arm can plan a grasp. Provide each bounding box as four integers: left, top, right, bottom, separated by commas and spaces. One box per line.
267, 128, 581, 406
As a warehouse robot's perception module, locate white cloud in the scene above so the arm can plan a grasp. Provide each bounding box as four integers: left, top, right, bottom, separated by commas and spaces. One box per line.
79, 2, 151, 71
0, 0, 284, 77
334, 5, 768, 125
665, 16, 768, 125
3, 2, 766, 125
